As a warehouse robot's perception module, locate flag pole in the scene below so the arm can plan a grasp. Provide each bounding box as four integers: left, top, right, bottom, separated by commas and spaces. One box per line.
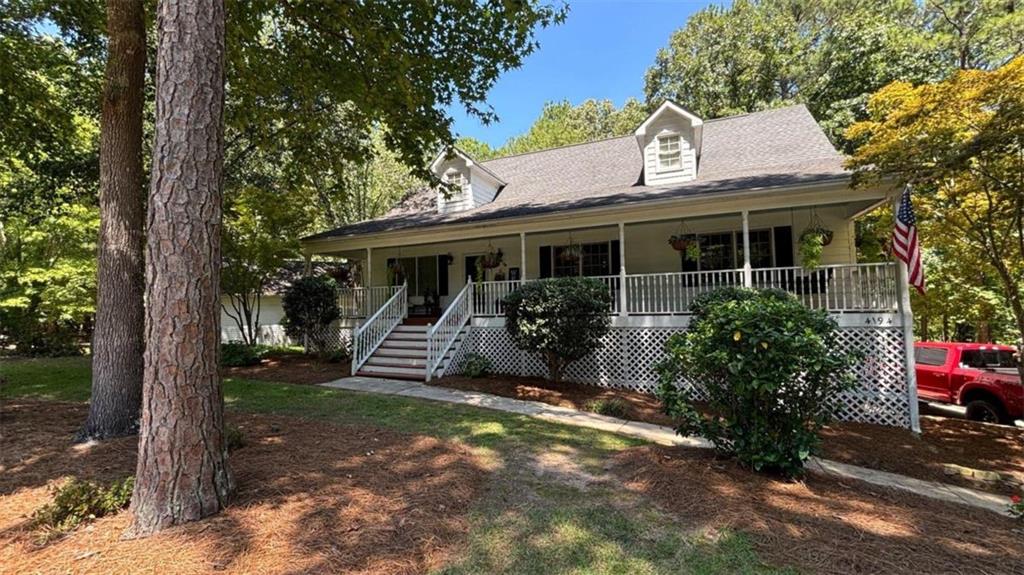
893, 188, 922, 434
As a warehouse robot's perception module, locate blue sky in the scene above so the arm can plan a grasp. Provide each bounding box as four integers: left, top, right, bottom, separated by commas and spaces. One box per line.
449, 0, 716, 147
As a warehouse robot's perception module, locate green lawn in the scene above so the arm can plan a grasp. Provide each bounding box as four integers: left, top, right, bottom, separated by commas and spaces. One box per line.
0, 356, 790, 575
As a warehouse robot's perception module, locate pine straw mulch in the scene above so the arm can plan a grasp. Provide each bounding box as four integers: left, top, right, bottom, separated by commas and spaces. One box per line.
434, 375, 1024, 496
611, 445, 1024, 575
0, 399, 489, 575
223, 353, 350, 385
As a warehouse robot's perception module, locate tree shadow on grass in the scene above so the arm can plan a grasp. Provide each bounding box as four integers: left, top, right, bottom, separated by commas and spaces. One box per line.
611, 445, 1023, 575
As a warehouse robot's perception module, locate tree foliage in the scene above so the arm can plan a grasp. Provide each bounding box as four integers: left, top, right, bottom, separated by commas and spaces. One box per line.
502, 277, 612, 383
645, 0, 1023, 149
847, 56, 1024, 379
658, 288, 858, 478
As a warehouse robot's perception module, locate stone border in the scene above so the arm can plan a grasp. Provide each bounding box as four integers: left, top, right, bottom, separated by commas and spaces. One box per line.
321, 376, 1014, 518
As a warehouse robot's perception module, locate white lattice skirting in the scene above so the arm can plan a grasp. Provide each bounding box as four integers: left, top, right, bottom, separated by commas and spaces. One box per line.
447, 323, 910, 428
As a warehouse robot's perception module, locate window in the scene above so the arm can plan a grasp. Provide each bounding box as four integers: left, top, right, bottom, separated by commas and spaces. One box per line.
681, 228, 778, 271
657, 134, 682, 171
737, 229, 773, 268
582, 243, 611, 276
552, 242, 612, 277
444, 169, 468, 196
700, 232, 735, 271
388, 255, 443, 297
915, 347, 948, 366
960, 349, 1019, 369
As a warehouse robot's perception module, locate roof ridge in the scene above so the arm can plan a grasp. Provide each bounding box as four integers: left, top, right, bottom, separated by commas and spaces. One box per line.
480, 134, 634, 164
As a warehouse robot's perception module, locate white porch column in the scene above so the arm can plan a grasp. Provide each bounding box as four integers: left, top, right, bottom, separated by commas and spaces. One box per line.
618, 223, 627, 316
520, 232, 527, 280
741, 210, 752, 288
366, 247, 372, 287
893, 193, 921, 434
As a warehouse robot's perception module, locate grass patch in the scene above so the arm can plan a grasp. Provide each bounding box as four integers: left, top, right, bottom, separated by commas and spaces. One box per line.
2, 356, 788, 573
441, 481, 789, 575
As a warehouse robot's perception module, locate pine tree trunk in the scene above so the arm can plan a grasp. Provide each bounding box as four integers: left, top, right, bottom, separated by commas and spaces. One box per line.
81, 0, 147, 440
126, 0, 232, 538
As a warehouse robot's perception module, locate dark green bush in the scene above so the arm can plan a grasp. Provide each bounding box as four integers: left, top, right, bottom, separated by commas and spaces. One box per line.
220, 342, 267, 367
658, 288, 858, 478
282, 276, 341, 354
463, 353, 492, 378
0, 309, 83, 357
33, 476, 134, 537
586, 397, 629, 419
225, 424, 245, 452
503, 277, 612, 383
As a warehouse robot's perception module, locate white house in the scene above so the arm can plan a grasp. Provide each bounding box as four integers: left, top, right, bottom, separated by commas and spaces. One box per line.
301, 102, 917, 429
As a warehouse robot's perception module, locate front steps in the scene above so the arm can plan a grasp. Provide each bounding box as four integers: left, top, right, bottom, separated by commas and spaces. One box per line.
356, 323, 466, 380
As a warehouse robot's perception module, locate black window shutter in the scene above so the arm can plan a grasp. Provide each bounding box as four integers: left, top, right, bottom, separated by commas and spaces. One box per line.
773, 226, 794, 267
610, 240, 620, 275
539, 246, 552, 278
437, 256, 449, 296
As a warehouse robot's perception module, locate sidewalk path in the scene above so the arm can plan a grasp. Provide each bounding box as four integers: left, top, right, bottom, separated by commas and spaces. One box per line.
321, 376, 1013, 518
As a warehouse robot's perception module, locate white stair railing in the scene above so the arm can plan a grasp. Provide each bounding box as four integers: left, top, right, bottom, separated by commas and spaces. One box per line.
351, 284, 407, 375
426, 281, 473, 381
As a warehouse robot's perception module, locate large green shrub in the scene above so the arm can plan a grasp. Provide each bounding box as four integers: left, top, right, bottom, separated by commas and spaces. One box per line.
281, 276, 340, 353
658, 287, 858, 478
503, 277, 612, 383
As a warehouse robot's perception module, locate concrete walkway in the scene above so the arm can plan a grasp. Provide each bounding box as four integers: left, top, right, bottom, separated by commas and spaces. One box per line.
321, 376, 1014, 517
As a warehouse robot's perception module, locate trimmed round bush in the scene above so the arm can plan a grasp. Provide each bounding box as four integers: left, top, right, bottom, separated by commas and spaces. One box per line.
657, 287, 858, 478
503, 277, 612, 383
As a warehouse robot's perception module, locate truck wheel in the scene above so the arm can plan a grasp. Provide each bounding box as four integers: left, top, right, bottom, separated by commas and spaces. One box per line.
965, 399, 1009, 424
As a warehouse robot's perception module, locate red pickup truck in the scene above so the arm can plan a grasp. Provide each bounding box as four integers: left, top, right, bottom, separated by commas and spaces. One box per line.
914, 342, 1022, 424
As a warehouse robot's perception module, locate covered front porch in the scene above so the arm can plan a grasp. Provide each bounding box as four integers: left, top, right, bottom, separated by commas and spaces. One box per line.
329, 201, 897, 321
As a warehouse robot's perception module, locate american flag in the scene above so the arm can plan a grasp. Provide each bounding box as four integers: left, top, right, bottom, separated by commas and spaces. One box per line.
892, 187, 925, 294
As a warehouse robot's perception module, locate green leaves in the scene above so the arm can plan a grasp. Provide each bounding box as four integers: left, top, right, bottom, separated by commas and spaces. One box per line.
503, 277, 613, 383
657, 288, 858, 479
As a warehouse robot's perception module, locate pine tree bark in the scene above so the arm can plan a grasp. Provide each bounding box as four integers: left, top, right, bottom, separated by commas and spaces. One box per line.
126, 0, 232, 538
81, 0, 147, 440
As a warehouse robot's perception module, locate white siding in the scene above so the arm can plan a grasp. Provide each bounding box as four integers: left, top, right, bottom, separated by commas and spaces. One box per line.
641, 114, 698, 187
220, 294, 292, 345
435, 156, 500, 214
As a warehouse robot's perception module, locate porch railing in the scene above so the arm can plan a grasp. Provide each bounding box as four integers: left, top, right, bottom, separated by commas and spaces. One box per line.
338, 286, 402, 318
472, 263, 897, 317
351, 284, 407, 375
426, 281, 473, 381
750, 263, 897, 312
626, 269, 743, 315
474, 279, 522, 317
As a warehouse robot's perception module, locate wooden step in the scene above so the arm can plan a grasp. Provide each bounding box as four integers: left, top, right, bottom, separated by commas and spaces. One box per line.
365, 355, 429, 368
357, 364, 426, 379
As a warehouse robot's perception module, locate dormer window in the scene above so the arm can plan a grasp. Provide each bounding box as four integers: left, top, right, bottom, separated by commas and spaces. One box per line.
444, 169, 468, 195
657, 134, 682, 172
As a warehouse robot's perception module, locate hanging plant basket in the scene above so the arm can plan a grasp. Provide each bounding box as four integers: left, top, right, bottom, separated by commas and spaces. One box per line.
558, 243, 582, 263
480, 247, 504, 269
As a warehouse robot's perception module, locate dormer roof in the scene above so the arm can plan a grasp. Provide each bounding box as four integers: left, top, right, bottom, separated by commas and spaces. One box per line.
633, 100, 704, 154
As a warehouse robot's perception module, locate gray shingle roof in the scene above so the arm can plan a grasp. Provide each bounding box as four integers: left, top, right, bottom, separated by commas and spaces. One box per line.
304, 104, 848, 241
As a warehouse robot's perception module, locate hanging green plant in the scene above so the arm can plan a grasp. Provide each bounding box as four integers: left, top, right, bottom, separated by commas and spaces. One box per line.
798, 230, 825, 270
558, 240, 582, 263
684, 240, 701, 263
480, 245, 503, 269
